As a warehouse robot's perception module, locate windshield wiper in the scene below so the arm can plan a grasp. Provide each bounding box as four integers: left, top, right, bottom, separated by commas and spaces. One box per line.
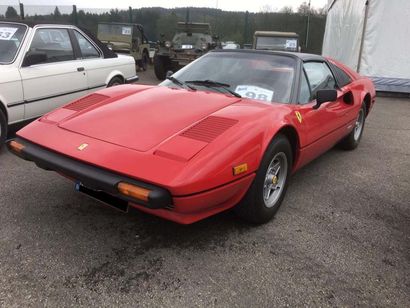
185, 80, 242, 98
166, 76, 197, 91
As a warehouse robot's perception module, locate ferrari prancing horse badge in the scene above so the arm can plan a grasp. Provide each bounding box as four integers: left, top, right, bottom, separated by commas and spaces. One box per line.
77, 143, 88, 151
295, 111, 303, 123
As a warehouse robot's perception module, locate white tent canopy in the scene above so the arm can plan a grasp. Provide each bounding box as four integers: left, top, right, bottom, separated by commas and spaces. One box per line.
322, 0, 410, 93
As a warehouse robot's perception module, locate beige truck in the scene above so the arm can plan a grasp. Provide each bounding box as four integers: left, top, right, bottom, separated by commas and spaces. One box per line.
97, 22, 150, 70
253, 31, 300, 52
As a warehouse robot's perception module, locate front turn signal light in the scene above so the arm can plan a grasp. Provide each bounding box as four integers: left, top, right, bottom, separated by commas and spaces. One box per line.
233, 163, 248, 176
117, 182, 151, 202
8, 140, 25, 154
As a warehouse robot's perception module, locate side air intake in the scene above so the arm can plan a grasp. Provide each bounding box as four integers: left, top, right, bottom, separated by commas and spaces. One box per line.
180, 116, 238, 143
64, 93, 109, 112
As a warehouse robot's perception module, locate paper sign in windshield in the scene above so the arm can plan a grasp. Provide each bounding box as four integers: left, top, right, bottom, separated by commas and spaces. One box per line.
0, 27, 18, 40
235, 85, 274, 102
285, 39, 297, 49
122, 27, 132, 35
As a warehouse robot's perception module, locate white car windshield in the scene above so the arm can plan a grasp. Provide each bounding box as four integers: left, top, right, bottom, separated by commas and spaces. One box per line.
160, 52, 296, 103
0, 23, 27, 64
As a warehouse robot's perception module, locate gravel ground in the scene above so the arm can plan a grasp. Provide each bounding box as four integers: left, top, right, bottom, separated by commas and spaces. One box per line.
0, 68, 409, 307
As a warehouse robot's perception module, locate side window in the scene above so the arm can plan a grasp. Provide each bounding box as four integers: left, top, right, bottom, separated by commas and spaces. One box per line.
329, 62, 352, 87
29, 28, 74, 64
74, 31, 100, 59
304, 62, 336, 98
299, 70, 311, 104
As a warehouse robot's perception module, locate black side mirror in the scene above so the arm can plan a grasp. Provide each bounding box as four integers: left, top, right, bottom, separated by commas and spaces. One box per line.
22, 52, 48, 67
314, 89, 337, 109
166, 70, 174, 78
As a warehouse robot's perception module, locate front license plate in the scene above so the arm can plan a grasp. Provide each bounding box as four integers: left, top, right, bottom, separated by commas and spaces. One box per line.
75, 182, 128, 212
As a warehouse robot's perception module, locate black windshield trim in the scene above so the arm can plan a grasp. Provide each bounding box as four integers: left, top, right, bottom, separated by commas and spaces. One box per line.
185, 80, 241, 98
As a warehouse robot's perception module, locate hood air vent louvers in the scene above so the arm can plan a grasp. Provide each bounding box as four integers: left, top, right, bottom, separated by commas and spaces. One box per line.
180, 116, 238, 143
64, 93, 109, 112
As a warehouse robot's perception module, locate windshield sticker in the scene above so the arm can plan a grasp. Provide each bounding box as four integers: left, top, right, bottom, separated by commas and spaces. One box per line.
181, 44, 193, 49
235, 85, 274, 102
285, 39, 297, 49
0, 27, 18, 40
122, 27, 132, 35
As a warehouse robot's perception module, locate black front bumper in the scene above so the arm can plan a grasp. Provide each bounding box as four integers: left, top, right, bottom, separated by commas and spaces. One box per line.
7, 138, 172, 210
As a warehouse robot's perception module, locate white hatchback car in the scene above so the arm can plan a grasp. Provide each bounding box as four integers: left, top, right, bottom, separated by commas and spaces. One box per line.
0, 21, 138, 148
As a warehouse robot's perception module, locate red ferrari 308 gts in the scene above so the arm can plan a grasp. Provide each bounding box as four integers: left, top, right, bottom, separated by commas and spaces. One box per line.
8, 50, 375, 224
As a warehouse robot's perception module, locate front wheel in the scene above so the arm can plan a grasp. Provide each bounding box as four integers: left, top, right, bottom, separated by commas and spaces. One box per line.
235, 134, 292, 224
338, 103, 366, 150
0, 110, 7, 150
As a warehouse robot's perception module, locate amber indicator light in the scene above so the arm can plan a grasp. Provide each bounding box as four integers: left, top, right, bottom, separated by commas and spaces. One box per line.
9, 140, 25, 154
233, 163, 248, 175
117, 182, 151, 202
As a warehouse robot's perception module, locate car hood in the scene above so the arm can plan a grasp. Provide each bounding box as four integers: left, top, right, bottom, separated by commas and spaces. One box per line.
58, 86, 241, 152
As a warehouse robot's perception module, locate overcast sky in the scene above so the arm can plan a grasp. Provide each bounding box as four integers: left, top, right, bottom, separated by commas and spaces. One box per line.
2, 0, 328, 13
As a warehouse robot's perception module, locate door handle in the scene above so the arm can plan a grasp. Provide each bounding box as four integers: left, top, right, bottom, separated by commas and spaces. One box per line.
77, 67, 85, 72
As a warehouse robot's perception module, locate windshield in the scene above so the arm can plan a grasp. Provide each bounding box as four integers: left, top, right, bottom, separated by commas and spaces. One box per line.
256, 36, 298, 51
97, 24, 134, 45
0, 23, 27, 63
160, 52, 296, 103
172, 32, 212, 49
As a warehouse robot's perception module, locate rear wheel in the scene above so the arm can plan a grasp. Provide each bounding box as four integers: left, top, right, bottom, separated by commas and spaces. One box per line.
107, 76, 124, 87
0, 110, 7, 150
235, 134, 292, 224
338, 103, 366, 150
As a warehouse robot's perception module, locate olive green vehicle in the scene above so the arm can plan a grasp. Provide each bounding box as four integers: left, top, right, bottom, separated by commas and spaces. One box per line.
97, 23, 150, 71
154, 22, 218, 80
253, 31, 300, 52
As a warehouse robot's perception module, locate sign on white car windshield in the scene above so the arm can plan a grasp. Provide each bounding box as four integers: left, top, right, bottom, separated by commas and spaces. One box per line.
235, 85, 274, 102
285, 39, 297, 49
0, 27, 18, 40
122, 27, 132, 35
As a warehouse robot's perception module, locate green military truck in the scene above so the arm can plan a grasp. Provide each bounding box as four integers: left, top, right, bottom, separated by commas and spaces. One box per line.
154, 22, 218, 80
97, 22, 150, 71
253, 31, 300, 52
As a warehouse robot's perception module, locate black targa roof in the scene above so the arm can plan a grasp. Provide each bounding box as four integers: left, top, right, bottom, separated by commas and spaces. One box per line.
209, 49, 325, 62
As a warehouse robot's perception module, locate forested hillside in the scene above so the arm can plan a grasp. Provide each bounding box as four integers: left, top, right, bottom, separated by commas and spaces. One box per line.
2, 5, 327, 54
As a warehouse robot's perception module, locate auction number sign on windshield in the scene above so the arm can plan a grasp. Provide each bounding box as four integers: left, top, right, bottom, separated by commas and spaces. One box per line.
0, 27, 18, 40
235, 85, 274, 102
285, 39, 297, 49
122, 27, 132, 36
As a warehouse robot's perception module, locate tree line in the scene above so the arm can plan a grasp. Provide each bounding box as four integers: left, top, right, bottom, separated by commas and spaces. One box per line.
1, 3, 327, 54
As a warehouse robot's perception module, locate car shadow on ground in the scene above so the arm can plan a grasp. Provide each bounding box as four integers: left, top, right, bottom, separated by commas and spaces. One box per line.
3, 142, 341, 244
9, 145, 340, 253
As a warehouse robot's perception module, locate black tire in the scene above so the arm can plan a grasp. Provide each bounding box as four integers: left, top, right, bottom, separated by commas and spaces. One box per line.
338, 103, 366, 150
107, 76, 124, 87
235, 134, 293, 224
140, 51, 149, 71
154, 55, 169, 80
0, 110, 7, 151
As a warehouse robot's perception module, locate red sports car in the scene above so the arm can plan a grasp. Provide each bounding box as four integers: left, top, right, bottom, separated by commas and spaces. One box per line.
8, 50, 375, 224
